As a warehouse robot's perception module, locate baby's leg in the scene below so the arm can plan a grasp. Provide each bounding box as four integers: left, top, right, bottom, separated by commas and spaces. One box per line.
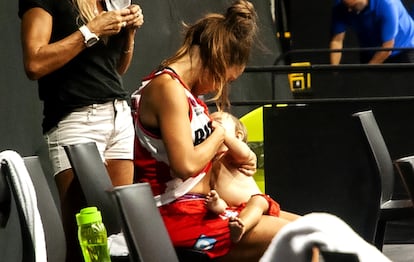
229, 216, 245, 243
230, 195, 270, 243
205, 189, 228, 214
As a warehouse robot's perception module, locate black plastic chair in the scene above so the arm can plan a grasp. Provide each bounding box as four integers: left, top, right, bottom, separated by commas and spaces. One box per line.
65, 142, 209, 261
109, 183, 211, 262
64, 142, 129, 262
63, 142, 121, 236
109, 183, 179, 262
319, 250, 359, 262
353, 110, 414, 250
394, 156, 414, 205
0, 153, 66, 261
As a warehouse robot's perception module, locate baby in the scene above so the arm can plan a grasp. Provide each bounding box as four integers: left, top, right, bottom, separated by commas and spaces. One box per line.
206, 111, 284, 243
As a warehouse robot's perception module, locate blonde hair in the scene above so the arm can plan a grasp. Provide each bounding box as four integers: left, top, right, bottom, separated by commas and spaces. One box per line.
161, 0, 258, 111
212, 111, 248, 142
228, 112, 248, 143
72, 0, 97, 26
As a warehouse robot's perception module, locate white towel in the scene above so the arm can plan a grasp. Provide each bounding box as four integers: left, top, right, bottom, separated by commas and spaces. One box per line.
260, 212, 391, 262
0, 150, 47, 262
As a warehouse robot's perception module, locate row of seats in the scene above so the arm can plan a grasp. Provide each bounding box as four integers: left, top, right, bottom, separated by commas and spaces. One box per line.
0, 141, 209, 262
245, 106, 414, 251
2, 108, 414, 261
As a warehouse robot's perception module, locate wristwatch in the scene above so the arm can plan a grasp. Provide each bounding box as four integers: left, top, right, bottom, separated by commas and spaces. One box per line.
79, 25, 99, 48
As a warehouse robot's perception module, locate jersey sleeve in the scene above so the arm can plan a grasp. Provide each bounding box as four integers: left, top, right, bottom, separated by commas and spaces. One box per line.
18, 0, 54, 19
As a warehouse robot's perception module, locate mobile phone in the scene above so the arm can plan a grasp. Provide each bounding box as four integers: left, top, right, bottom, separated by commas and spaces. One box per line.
105, 0, 131, 11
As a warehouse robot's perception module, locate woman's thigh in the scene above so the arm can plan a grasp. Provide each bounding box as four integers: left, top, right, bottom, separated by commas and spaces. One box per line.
221, 215, 291, 261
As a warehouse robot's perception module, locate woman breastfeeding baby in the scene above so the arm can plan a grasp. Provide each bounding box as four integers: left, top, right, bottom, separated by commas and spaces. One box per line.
133, 1, 301, 260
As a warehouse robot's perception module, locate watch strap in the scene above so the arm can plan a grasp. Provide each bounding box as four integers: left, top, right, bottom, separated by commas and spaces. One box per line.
79, 25, 99, 47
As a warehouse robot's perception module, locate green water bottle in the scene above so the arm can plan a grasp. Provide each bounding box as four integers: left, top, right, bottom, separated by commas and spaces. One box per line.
76, 207, 111, 262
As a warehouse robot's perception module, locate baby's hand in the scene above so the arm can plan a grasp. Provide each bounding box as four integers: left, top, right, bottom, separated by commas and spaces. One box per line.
238, 165, 256, 176
238, 153, 257, 176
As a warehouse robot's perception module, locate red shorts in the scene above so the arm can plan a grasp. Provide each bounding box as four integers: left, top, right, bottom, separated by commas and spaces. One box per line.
252, 194, 281, 217
159, 193, 280, 258
160, 195, 243, 258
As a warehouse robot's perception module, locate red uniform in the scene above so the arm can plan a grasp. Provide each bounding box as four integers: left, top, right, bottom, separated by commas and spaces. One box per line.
132, 68, 234, 258
132, 68, 280, 258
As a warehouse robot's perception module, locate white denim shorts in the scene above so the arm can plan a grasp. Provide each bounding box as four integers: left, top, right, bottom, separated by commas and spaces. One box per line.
44, 99, 134, 176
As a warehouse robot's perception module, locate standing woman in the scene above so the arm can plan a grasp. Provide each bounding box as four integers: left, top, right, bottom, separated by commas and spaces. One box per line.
133, 1, 291, 260
18, 0, 144, 260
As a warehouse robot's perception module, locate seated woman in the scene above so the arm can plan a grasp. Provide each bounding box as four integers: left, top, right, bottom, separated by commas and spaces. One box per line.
133, 1, 316, 261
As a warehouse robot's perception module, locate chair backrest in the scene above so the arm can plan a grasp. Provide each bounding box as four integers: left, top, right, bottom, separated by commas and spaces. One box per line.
0, 162, 11, 227
394, 156, 414, 202
352, 110, 395, 207
0, 157, 34, 261
0, 154, 66, 262
109, 183, 179, 262
263, 104, 381, 242
63, 142, 121, 235
24, 156, 67, 262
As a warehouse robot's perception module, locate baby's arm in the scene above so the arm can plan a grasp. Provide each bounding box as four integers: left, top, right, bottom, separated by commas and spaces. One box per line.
223, 133, 257, 176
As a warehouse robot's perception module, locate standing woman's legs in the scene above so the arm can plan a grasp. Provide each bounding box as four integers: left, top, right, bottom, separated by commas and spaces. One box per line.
55, 160, 132, 262
55, 160, 133, 262
106, 159, 134, 186
47, 100, 134, 261
105, 100, 135, 186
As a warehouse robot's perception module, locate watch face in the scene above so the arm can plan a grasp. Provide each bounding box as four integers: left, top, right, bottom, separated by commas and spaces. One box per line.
86, 37, 99, 47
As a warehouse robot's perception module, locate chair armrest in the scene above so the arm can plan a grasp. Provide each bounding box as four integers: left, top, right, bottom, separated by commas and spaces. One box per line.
394, 156, 414, 201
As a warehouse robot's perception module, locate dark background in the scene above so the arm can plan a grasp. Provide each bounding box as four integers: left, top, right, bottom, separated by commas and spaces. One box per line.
2, 0, 414, 259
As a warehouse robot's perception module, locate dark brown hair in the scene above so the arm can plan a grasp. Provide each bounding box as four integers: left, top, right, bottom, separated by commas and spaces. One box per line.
161, 0, 258, 110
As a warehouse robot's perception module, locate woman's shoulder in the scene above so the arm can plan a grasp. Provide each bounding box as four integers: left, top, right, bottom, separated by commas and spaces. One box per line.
147, 73, 184, 93
141, 74, 188, 109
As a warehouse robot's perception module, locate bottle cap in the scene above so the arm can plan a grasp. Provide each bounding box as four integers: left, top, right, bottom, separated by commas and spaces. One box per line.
76, 206, 102, 226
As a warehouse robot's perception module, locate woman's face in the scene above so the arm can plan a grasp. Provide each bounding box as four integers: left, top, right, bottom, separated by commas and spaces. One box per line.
194, 65, 245, 95
226, 65, 245, 84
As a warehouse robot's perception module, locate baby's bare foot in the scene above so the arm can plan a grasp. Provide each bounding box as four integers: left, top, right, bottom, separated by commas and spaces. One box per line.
205, 190, 227, 214
229, 216, 245, 243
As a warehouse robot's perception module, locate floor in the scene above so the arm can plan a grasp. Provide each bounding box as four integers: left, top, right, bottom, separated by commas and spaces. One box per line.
379, 218, 414, 261
383, 244, 414, 262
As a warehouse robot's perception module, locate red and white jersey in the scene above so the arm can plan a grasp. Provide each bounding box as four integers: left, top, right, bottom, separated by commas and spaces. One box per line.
132, 67, 213, 206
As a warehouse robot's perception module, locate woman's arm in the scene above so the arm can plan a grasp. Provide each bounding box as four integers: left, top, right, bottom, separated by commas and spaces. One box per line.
117, 4, 144, 74
21, 8, 85, 80
21, 7, 134, 80
141, 75, 225, 180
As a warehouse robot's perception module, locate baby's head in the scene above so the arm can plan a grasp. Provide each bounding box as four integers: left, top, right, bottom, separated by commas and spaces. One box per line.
210, 111, 248, 142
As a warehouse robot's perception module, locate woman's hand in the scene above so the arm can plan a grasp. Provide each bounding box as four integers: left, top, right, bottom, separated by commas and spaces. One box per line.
210, 120, 226, 139
116, 4, 144, 74
86, 8, 137, 37
125, 4, 144, 30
